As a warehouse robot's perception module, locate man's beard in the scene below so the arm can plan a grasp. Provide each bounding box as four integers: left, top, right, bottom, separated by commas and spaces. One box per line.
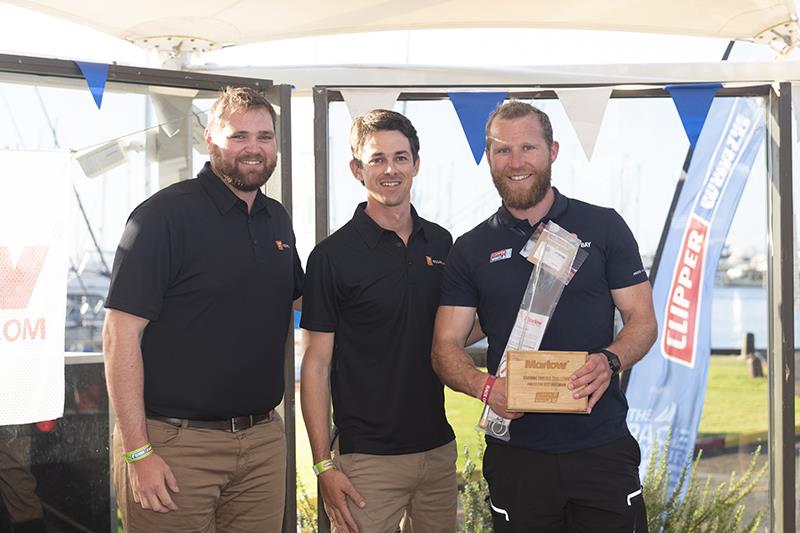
210, 145, 276, 192
491, 163, 552, 210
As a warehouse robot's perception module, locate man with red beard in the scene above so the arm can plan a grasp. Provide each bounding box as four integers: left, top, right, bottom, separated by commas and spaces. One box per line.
432, 101, 657, 532
103, 87, 302, 532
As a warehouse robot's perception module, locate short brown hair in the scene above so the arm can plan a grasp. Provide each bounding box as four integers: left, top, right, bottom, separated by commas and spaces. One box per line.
485, 101, 553, 149
207, 86, 277, 133
350, 109, 420, 166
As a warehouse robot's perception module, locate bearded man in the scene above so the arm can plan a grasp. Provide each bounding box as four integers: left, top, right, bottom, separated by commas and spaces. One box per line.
103, 86, 303, 532
431, 101, 657, 532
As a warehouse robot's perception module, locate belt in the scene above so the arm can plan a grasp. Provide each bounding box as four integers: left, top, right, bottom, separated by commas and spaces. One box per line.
148, 411, 274, 433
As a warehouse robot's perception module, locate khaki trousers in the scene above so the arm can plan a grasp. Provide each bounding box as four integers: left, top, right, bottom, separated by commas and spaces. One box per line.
332, 440, 457, 533
113, 414, 286, 533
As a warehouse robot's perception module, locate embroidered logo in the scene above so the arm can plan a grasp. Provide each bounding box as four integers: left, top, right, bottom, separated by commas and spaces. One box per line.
489, 248, 513, 263
426, 256, 445, 266
275, 240, 290, 251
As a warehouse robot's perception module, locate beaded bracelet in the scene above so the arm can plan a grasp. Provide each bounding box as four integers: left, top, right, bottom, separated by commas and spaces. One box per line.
124, 443, 153, 463
312, 458, 336, 476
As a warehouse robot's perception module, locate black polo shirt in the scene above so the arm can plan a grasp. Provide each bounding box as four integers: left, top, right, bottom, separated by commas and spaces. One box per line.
301, 203, 455, 455
106, 162, 303, 419
441, 188, 648, 453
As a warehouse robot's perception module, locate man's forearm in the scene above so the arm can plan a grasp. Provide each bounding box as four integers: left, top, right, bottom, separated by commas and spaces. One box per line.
432, 340, 486, 399
606, 317, 657, 371
300, 358, 334, 463
104, 326, 148, 451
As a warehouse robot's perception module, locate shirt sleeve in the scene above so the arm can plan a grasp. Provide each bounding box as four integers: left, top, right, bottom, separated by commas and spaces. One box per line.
299, 245, 338, 332
439, 236, 479, 308
105, 205, 177, 321
605, 209, 649, 289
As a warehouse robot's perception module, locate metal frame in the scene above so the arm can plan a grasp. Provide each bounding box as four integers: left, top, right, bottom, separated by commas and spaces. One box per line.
311, 86, 333, 533
0, 54, 272, 91
765, 82, 796, 533
314, 86, 332, 243
264, 82, 298, 533
0, 53, 298, 532
312, 83, 796, 532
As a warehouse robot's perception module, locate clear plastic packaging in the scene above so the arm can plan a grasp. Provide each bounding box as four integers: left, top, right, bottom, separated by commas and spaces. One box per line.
478, 221, 589, 440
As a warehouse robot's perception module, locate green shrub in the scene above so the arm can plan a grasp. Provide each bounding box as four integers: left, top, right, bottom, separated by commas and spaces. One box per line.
459, 442, 492, 532
297, 475, 319, 533
643, 435, 767, 532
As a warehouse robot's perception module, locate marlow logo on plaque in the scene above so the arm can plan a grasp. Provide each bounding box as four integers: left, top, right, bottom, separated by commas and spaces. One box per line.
506, 350, 588, 413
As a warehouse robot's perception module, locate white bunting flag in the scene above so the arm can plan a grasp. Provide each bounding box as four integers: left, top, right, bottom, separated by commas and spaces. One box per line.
341, 89, 401, 121
554, 87, 613, 161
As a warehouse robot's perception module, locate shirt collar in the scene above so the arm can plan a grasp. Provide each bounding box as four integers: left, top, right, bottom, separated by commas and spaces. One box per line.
496, 187, 568, 231
352, 202, 425, 249
198, 162, 270, 216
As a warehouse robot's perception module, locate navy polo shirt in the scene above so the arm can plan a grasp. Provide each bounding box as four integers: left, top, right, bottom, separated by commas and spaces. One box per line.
106, 162, 303, 419
301, 203, 455, 455
441, 188, 648, 453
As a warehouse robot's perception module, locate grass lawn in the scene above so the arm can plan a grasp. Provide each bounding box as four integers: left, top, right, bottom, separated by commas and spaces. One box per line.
293, 355, 794, 495
698, 355, 800, 436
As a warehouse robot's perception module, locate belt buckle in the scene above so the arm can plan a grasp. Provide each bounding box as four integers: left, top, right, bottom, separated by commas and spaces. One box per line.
230, 415, 253, 433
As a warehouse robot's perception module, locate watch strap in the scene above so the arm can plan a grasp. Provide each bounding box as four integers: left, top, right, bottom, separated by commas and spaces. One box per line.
600, 349, 621, 376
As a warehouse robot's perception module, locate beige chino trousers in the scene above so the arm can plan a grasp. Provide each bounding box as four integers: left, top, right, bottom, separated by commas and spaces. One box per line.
113, 414, 286, 533
332, 439, 457, 533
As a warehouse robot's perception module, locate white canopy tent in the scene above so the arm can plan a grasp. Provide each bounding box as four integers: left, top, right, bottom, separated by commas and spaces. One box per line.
6, 0, 800, 56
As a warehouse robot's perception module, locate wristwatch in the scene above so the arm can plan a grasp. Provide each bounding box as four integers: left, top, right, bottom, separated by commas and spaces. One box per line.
600, 349, 622, 376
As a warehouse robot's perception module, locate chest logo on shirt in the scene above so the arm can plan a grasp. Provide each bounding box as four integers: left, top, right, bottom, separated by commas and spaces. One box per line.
275, 240, 291, 251
425, 256, 445, 266
489, 248, 513, 263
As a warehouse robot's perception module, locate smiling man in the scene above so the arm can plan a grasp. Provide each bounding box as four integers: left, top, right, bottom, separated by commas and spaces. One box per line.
104, 87, 303, 532
432, 101, 657, 532
301, 110, 474, 533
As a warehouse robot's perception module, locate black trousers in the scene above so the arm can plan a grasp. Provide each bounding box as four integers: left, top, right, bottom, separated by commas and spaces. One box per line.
482, 435, 648, 533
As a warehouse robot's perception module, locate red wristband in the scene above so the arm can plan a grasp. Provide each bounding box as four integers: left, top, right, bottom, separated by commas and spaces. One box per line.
480, 375, 497, 403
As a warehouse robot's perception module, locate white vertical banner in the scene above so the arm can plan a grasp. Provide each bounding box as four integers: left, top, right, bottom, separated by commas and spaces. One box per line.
340, 89, 401, 121
554, 87, 613, 161
0, 151, 71, 425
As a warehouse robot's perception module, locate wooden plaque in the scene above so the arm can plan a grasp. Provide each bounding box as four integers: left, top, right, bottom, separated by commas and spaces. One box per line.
506, 350, 589, 413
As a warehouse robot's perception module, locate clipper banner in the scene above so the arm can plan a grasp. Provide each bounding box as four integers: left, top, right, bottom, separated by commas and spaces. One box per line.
625, 97, 765, 490
0, 151, 70, 425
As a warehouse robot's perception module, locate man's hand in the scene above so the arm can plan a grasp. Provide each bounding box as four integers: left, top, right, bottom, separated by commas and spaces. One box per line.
487, 377, 523, 420
568, 354, 612, 413
128, 453, 180, 512
319, 469, 365, 533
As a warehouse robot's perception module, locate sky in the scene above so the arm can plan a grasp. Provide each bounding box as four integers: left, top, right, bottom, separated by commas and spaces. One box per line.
0, 2, 797, 263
